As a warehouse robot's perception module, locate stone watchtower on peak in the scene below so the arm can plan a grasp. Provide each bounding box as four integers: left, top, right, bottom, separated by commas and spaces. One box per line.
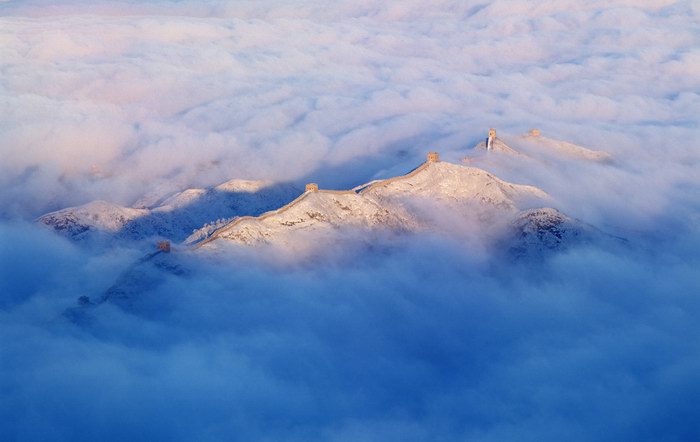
487, 128, 496, 151
427, 152, 440, 163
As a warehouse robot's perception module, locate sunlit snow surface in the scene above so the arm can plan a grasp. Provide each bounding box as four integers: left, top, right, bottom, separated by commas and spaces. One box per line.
1, 1, 700, 441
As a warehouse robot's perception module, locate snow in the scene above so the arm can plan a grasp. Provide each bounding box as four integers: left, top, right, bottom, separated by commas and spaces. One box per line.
38, 145, 614, 260
518, 134, 612, 162
199, 160, 554, 250
37, 179, 299, 244
471, 131, 612, 163
503, 207, 622, 260
364, 161, 549, 210
37, 201, 148, 240
211, 191, 416, 249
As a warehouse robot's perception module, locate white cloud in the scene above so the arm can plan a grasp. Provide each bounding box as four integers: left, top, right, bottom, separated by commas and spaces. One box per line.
1, 1, 699, 439
1, 0, 698, 220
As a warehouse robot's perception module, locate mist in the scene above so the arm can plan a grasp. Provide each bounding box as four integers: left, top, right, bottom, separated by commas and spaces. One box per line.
2, 226, 699, 441
2, 0, 698, 219
1, 0, 699, 440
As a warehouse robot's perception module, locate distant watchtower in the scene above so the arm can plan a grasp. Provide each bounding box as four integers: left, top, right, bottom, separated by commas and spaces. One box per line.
487, 128, 496, 151
305, 183, 319, 192
529, 128, 541, 136
157, 240, 171, 253
427, 152, 440, 163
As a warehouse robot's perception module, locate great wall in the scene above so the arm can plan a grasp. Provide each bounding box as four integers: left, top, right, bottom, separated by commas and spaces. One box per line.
157, 127, 545, 252
190, 150, 442, 249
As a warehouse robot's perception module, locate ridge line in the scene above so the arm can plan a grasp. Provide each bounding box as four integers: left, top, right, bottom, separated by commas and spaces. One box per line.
191, 160, 433, 249
192, 191, 312, 249
358, 161, 431, 195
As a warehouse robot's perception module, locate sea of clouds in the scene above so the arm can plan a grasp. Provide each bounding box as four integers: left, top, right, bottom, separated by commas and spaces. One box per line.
1, 0, 699, 440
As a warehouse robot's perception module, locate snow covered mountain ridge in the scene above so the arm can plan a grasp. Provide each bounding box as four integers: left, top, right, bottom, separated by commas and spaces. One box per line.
38, 129, 619, 260
192, 154, 553, 253
56, 130, 625, 315
472, 128, 612, 163
37, 179, 300, 244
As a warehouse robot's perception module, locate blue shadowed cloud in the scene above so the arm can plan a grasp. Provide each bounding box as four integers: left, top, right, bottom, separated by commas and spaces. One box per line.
1, 1, 699, 440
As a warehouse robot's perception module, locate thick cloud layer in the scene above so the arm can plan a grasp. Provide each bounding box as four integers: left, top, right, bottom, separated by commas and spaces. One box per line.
1, 1, 700, 440
2, 228, 699, 441
2, 0, 698, 219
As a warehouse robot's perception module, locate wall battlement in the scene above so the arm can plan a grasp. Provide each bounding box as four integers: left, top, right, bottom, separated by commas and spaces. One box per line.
194, 148, 442, 249
157, 240, 171, 253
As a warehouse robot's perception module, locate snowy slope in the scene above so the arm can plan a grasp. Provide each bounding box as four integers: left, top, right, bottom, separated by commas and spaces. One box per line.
503, 207, 624, 260
517, 133, 612, 162
198, 190, 416, 249
38, 201, 149, 241
506, 208, 590, 259
61, 156, 623, 315
41, 143, 615, 263
197, 160, 553, 250
473, 137, 528, 158
471, 131, 611, 164
38, 179, 300, 243
363, 161, 549, 210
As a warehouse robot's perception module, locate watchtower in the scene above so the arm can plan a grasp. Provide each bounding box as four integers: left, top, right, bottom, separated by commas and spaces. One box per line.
487, 128, 496, 151
530, 128, 541, 136
427, 152, 440, 163
305, 183, 319, 192
157, 240, 171, 253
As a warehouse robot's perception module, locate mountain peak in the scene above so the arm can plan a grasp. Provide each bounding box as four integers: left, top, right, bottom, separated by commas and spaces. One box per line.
471, 130, 611, 163
192, 159, 552, 250
37, 179, 299, 244
362, 161, 549, 209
